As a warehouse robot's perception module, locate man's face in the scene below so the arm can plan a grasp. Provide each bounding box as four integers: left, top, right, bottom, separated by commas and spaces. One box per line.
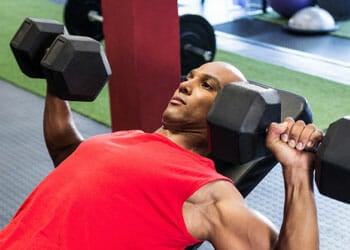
161, 62, 246, 131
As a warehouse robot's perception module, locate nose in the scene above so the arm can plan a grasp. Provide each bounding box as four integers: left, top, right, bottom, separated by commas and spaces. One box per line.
178, 79, 192, 95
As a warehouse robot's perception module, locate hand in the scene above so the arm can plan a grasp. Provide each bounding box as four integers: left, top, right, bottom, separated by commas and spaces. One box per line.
266, 117, 323, 174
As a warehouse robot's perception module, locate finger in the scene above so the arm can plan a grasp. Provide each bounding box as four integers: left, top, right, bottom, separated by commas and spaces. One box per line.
295, 123, 316, 151
305, 128, 324, 151
281, 117, 295, 143
288, 120, 306, 150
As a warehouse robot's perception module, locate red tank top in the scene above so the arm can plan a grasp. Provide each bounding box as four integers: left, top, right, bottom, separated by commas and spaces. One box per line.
0, 131, 232, 249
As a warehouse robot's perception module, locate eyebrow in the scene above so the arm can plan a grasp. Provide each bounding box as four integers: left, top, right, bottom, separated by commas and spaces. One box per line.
190, 70, 221, 90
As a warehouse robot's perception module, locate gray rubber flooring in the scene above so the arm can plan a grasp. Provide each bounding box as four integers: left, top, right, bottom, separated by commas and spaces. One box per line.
0, 79, 350, 249
214, 17, 350, 64
0, 80, 110, 227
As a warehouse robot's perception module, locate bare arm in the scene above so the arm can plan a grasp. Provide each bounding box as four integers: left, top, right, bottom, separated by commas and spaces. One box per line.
266, 117, 322, 250
43, 88, 84, 167
205, 118, 322, 250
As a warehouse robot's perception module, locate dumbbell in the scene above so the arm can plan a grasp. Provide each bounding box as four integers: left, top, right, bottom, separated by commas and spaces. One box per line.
10, 17, 111, 101
211, 81, 313, 197
207, 81, 350, 204
315, 117, 350, 203
63, 0, 216, 75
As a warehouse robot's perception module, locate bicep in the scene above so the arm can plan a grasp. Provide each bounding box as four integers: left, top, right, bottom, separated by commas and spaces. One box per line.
210, 194, 278, 249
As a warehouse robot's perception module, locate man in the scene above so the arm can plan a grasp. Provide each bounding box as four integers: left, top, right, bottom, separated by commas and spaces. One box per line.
0, 61, 322, 249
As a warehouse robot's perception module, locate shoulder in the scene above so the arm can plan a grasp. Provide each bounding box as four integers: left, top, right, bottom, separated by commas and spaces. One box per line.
184, 180, 243, 240
185, 180, 278, 249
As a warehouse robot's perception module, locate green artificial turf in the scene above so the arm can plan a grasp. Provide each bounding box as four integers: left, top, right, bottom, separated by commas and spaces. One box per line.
1, 1, 349, 130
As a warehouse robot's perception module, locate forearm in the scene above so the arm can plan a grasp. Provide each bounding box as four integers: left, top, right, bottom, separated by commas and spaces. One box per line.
44, 88, 83, 167
265, 119, 321, 250
276, 168, 319, 250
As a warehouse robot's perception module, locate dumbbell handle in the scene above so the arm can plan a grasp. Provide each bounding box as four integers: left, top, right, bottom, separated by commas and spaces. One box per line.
88, 10, 103, 23
184, 44, 212, 61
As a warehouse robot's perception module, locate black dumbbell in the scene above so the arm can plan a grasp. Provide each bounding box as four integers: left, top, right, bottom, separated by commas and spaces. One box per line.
315, 117, 350, 203
208, 81, 350, 204
210, 81, 313, 197
10, 18, 65, 78
10, 17, 111, 101
207, 81, 282, 165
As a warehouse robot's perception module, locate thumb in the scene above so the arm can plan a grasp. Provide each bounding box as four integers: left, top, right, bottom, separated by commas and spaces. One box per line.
266, 122, 288, 147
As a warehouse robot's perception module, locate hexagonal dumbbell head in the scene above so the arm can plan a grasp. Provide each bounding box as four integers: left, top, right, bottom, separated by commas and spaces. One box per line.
10, 17, 65, 78
207, 81, 281, 165
316, 116, 350, 203
41, 34, 112, 101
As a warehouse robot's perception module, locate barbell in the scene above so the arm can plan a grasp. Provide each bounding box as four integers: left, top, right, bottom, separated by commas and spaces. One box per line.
63, 0, 216, 75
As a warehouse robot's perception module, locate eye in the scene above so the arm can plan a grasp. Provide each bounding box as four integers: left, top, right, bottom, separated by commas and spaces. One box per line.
201, 81, 214, 90
186, 72, 194, 80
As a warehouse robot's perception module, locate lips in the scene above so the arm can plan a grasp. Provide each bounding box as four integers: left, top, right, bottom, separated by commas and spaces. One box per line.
170, 96, 185, 105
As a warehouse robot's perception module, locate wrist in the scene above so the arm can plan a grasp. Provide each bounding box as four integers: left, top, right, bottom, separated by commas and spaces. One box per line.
282, 165, 314, 192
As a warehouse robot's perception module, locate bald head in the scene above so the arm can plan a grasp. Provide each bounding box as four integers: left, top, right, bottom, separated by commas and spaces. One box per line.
196, 61, 247, 88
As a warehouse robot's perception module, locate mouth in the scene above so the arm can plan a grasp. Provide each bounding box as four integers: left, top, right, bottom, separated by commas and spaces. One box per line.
170, 96, 186, 105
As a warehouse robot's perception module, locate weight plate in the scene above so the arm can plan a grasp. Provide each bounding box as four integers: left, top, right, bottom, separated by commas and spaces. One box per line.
64, 0, 104, 41
179, 14, 216, 76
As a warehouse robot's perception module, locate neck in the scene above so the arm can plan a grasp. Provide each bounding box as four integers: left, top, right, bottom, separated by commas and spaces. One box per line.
154, 126, 210, 157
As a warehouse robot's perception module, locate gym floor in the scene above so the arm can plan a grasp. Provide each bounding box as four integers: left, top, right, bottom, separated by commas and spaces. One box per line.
178, 0, 350, 85
0, 1, 349, 249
